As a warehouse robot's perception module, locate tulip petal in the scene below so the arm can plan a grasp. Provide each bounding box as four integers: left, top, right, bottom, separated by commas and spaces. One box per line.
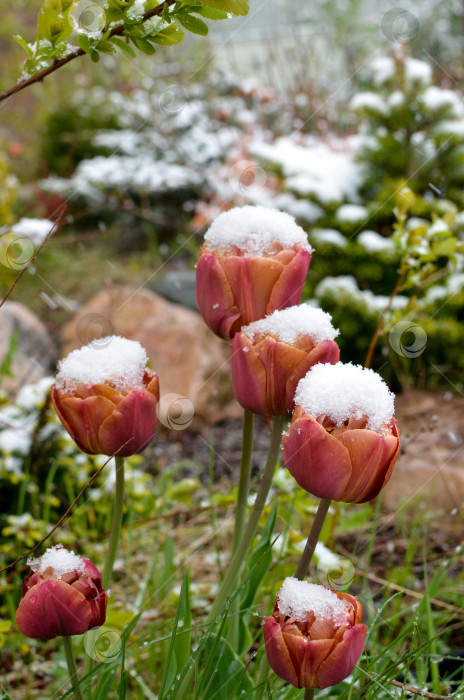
195, 254, 241, 339
54, 394, 115, 455
221, 256, 283, 326
98, 389, 157, 456
263, 616, 299, 687
283, 417, 352, 500
317, 624, 367, 689
231, 333, 268, 415
16, 580, 92, 640
259, 338, 307, 416
267, 248, 311, 312
299, 638, 335, 689
336, 429, 399, 503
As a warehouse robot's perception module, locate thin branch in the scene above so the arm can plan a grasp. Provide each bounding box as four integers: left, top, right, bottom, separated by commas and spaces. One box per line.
0, 0, 176, 104
369, 672, 453, 699
0, 205, 66, 310
0, 438, 133, 573
364, 271, 405, 369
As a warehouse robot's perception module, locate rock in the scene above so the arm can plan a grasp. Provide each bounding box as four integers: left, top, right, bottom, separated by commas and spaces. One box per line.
0, 301, 55, 396
382, 390, 464, 522
60, 287, 241, 426
155, 270, 197, 310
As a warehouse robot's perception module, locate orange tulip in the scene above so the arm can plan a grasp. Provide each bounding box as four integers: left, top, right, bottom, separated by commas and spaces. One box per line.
282, 363, 400, 503
195, 206, 312, 339
16, 546, 107, 640
51, 336, 160, 456
263, 578, 367, 689
231, 306, 339, 417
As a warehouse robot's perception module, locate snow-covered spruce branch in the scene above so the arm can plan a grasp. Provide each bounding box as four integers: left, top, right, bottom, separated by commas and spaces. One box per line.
0, 0, 176, 104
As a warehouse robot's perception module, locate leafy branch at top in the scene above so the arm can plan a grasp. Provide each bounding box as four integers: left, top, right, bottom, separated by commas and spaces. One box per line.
0, 0, 248, 104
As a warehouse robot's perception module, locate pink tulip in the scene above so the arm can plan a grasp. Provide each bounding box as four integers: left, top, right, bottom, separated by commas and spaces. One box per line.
231, 307, 340, 417
283, 406, 400, 503
16, 546, 107, 640
195, 206, 312, 339
51, 337, 160, 456
263, 579, 367, 689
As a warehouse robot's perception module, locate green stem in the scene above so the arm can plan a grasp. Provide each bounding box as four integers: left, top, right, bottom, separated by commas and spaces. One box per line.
62, 636, 85, 700
228, 409, 254, 651
207, 416, 285, 625
295, 499, 332, 580
84, 456, 125, 690
304, 689, 315, 700
232, 409, 254, 553
102, 455, 125, 589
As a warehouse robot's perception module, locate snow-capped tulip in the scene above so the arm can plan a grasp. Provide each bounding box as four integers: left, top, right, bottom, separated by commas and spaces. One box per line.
195, 206, 312, 339
51, 336, 159, 456
16, 546, 107, 640
231, 306, 340, 417
263, 577, 367, 689
283, 363, 400, 503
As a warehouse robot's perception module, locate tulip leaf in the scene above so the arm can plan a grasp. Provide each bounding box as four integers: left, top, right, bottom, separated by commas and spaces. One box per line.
199, 636, 253, 699
240, 504, 278, 613
159, 571, 191, 700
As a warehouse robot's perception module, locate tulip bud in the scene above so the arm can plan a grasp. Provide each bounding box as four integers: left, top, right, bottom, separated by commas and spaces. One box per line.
263, 577, 367, 689
51, 336, 160, 456
16, 546, 107, 640
231, 306, 340, 417
283, 362, 400, 503
195, 206, 312, 339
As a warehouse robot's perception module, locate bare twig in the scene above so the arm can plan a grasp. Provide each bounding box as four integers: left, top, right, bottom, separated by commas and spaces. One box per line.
370, 672, 453, 699
364, 271, 405, 369
0, 0, 176, 104
0, 205, 66, 310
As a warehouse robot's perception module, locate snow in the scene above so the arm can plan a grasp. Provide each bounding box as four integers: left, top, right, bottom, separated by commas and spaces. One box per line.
315, 275, 408, 312
370, 56, 432, 86
388, 90, 405, 108
16, 377, 54, 411
434, 120, 464, 137
276, 577, 351, 625
310, 229, 348, 248
204, 205, 312, 255
350, 92, 388, 115
10, 218, 54, 247
421, 87, 463, 116
336, 204, 369, 224
56, 336, 149, 393
28, 545, 86, 578
241, 305, 339, 344
294, 361, 395, 432
357, 230, 395, 254
250, 136, 363, 205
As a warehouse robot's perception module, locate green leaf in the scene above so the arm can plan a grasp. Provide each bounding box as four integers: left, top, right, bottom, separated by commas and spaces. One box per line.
109, 35, 137, 57
132, 36, 157, 54
176, 13, 209, 35
95, 40, 116, 55
159, 572, 192, 700
14, 35, 33, 58
197, 6, 229, 19
90, 48, 100, 62
77, 34, 93, 53
200, 636, 253, 700
151, 24, 185, 45
202, 0, 248, 16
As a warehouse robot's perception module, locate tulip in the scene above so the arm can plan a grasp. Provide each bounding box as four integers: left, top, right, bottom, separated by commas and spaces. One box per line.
51, 336, 160, 456
16, 546, 107, 640
195, 206, 312, 339
231, 306, 340, 417
283, 363, 400, 503
263, 578, 367, 689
